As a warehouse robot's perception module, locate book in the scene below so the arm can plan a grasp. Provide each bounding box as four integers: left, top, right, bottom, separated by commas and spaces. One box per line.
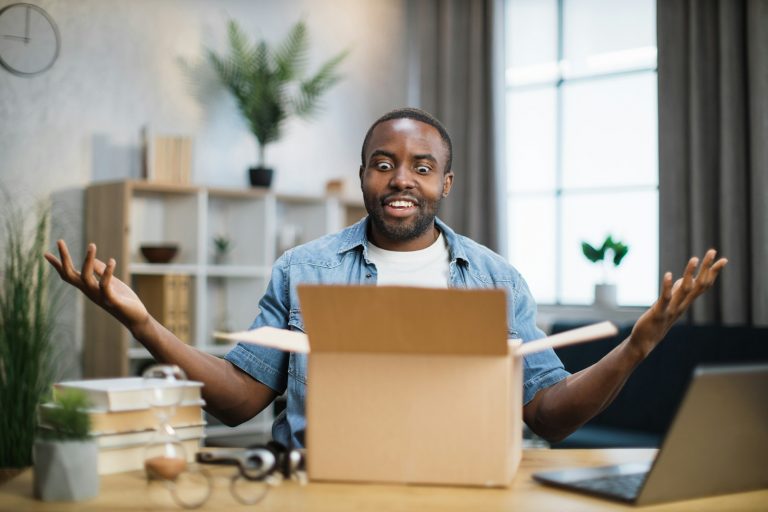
39, 400, 206, 434
98, 437, 202, 475
37, 422, 207, 450
54, 377, 203, 411
133, 275, 192, 343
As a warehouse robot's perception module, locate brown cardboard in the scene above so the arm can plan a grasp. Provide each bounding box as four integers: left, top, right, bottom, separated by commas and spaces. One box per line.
216, 286, 617, 487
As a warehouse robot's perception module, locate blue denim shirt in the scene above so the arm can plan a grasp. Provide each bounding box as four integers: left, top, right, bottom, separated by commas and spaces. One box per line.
224, 217, 569, 447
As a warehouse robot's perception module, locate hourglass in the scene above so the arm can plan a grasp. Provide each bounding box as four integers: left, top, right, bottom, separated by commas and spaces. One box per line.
142, 364, 189, 481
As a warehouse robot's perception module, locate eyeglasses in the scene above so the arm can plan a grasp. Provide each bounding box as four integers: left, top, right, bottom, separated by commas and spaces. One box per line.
151, 442, 307, 509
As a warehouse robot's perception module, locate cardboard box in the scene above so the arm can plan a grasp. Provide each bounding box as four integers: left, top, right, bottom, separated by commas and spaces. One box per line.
217, 286, 616, 487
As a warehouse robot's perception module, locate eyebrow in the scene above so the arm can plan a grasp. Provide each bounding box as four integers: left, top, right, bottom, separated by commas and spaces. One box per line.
368, 150, 438, 164
368, 149, 396, 162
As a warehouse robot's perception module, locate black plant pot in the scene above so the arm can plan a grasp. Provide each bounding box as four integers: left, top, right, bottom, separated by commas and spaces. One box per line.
249, 167, 274, 188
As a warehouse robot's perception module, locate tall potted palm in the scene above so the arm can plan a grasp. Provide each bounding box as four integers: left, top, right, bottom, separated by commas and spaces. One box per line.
208, 20, 348, 187
0, 202, 57, 483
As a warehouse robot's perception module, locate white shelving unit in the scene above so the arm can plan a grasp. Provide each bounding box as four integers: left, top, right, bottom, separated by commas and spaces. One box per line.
84, 180, 363, 440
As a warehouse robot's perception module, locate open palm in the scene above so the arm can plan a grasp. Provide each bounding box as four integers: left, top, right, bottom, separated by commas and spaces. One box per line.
45, 240, 150, 329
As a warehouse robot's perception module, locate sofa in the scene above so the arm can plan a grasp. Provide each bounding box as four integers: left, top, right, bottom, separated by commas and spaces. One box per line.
549, 322, 768, 448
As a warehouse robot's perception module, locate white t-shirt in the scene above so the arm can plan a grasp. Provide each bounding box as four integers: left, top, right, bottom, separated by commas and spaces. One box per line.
367, 233, 450, 288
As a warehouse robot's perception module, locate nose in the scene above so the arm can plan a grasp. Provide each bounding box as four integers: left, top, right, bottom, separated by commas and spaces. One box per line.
389, 164, 415, 190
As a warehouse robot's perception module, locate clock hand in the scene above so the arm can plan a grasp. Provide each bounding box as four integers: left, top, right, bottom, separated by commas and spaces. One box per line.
2, 34, 30, 42
24, 4, 30, 43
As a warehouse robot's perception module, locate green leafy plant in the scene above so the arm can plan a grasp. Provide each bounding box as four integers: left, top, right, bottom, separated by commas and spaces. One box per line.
213, 235, 233, 254
0, 202, 57, 467
581, 235, 629, 283
208, 20, 348, 168
37, 389, 92, 441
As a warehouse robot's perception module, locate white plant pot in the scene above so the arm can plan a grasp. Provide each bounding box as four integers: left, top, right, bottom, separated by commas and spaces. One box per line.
33, 440, 99, 501
594, 283, 618, 309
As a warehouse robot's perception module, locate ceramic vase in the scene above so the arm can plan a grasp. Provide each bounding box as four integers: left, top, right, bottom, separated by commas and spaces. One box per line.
594, 283, 618, 309
33, 440, 99, 501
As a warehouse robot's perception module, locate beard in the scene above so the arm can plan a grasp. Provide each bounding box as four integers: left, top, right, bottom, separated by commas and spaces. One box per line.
364, 193, 442, 243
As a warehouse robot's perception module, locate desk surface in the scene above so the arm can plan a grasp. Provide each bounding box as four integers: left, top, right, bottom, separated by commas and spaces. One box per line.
1, 449, 766, 511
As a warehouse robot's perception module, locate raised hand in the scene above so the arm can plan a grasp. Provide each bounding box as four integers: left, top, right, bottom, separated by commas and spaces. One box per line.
44, 240, 150, 331
630, 249, 728, 357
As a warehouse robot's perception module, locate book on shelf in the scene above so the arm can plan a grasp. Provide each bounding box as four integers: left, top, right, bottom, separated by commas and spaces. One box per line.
98, 437, 202, 475
54, 377, 203, 411
133, 275, 192, 343
141, 127, 193, 185
39, 400, 206, 435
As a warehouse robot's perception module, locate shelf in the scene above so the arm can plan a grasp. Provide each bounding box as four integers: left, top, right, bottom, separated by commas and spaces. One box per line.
129, 263, 199, 275
84, 180, 361, 377
205, 265, 271, 278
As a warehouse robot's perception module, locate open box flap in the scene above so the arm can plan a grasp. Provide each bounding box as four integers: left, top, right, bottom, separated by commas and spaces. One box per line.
513, 321, 618, 356
297, 285, 509, 355
214, 326, 310, 353
214, 287, 618, 356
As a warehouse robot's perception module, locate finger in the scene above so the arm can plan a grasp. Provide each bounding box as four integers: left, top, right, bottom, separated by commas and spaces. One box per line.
56, 240, 81, 283
81, 244, 99, 289
692, 249, 717, 286
43, 251, 63, 273
656, 272, 673, 310
668, 257, 698, 311
99, 258, 117, 304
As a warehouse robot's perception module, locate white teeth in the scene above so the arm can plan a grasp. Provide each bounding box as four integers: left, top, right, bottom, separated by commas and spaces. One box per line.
388, 200, 414, 208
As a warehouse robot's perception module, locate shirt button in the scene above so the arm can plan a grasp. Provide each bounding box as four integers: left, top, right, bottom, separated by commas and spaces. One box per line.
365, 273, 372, 278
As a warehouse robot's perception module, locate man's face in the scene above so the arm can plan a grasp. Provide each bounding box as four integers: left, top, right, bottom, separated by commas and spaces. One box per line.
359, 118, 453, 250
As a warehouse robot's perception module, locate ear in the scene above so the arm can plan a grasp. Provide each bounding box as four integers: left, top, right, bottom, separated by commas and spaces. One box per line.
441, 171, 454, 197
359, 165, 365, 188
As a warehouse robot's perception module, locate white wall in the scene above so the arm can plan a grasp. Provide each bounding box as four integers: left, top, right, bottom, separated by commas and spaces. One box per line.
0, 0, 409, 201
0, 0, 409, 378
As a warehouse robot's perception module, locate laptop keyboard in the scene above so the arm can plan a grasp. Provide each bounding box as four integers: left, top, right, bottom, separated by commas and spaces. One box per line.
568, 472, 647, 502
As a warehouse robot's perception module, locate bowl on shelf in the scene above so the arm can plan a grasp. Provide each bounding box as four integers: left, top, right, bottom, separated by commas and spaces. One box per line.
140, 244, 179, 264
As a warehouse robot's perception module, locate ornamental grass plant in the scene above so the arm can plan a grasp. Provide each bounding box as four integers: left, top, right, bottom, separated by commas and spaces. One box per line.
0, 201, 58, 470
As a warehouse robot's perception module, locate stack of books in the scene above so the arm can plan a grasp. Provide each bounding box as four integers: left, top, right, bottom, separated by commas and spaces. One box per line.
141, 128, 193, 185
39, 378, 206, 475
133, 275, 192, 343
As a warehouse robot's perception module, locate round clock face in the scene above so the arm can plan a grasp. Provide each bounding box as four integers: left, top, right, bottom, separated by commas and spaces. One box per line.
0, 3, 60, 77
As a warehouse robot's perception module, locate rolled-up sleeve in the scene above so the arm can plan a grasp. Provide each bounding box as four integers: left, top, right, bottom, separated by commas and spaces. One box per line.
512, 276, 571, 404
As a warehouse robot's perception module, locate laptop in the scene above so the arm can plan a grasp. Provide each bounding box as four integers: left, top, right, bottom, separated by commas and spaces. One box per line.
532, 363, 768, 506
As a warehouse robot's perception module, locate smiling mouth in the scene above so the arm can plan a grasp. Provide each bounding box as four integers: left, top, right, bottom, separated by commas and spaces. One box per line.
386, 199, 416, 209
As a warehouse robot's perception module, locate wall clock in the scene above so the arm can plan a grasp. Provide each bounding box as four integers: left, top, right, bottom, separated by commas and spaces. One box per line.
0, 3, 60, 77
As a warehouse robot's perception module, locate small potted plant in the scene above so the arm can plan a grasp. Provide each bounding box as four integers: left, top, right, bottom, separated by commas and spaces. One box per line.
34, 389, 99, 501
581, 235, 629, 308
207, 20, 348, 187
213, 234, 233, 265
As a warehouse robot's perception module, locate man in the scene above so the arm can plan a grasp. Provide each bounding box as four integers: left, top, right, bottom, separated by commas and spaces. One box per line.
46, 108, 727, 448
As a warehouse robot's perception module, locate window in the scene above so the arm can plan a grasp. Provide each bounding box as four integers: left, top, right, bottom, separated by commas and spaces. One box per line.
504, 0, 658, 306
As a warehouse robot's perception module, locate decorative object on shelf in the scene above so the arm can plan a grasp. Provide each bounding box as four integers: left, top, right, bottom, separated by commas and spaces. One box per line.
34, 389, 99, 502
581, 235, 629, 308
140, 244, 179, 264
141, 127, 193, 185
277, 224, 303, 255
0, 202, 57, 481
0, 3, 60, 77
213, 235, 233, 265
207, 20, 348, 188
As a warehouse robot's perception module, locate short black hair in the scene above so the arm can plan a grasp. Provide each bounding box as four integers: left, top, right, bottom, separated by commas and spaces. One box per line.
360, 107, 453, 173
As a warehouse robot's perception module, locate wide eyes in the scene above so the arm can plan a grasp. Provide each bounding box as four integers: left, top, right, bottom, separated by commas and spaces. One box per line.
372, 161, 432, 174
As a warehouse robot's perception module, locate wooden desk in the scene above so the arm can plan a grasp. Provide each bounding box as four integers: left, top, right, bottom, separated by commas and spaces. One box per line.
1, 449, 765, 511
